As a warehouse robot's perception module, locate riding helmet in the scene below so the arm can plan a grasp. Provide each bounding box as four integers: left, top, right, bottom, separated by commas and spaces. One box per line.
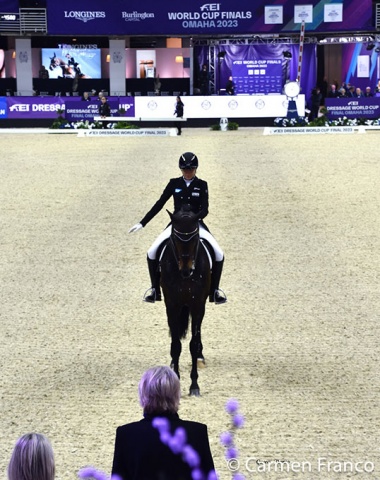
179, 152, 199, 170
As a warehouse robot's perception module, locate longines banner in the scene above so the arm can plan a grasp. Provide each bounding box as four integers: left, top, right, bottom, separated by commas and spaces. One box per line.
45, 0, 373, 35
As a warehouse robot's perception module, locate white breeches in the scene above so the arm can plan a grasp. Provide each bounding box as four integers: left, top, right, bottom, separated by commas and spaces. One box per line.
147, 224, 224, 262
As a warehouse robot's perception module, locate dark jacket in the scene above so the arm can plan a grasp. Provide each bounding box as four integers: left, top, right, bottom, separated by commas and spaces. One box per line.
111, 413, 215, 480
175, 100, 184, 118
99, 101, 111, 117
140, 177, 208, 227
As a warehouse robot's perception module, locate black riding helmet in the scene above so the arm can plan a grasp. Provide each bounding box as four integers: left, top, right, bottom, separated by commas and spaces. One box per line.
179, 152, 198, 170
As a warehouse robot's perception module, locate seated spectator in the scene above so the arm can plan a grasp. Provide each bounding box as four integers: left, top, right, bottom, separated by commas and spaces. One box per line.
81, 91, 91, 101
354, 87, 363, 98
364, 86, 373, 97
347, 86, 356, 97
111, 365, 215, 480
39, 65, 49, 79
338, 87, 347, 98
8, 433, 55, 480
376, 80, 380, 93
327, 84, 340, 98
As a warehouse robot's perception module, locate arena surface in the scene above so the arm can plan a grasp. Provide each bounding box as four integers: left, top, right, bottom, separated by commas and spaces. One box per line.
1, 128, 379, 480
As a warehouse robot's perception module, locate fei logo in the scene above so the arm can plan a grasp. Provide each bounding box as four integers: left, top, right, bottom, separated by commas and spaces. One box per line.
0, 98, 7, 118
347, 101, 358, 106
9, 103, 30, 112
200, 3, 220, 11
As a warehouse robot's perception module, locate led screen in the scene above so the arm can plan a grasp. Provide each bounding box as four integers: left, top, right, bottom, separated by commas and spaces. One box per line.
41, 48, 101, 79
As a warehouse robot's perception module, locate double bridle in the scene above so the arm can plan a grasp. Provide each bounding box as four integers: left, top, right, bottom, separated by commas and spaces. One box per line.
170, 224, 200, 274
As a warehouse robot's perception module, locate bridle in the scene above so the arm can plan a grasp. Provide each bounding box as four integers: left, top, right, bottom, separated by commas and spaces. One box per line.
170, 223, 200, 275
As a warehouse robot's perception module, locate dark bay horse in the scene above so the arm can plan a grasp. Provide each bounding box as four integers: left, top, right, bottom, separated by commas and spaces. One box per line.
160, 208, 212, 396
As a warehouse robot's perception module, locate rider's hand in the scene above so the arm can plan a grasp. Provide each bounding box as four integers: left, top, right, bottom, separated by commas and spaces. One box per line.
129, 223, 143, 233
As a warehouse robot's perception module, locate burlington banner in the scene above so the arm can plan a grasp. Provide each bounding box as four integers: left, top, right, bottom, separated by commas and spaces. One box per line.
45, 0, 373, 36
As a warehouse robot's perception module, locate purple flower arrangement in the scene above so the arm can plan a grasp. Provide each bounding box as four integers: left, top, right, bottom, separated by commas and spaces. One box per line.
220, 399, 246, 480
152, 417, 218, 480
77, 467, 121, 480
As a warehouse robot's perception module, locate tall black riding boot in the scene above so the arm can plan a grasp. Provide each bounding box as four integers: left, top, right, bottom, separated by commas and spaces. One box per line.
209, 258, 227, 304
143, 256, 162, 303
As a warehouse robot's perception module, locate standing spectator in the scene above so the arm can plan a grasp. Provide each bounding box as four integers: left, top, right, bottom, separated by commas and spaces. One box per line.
364, 86, 373, 97
225, 76, 235, 95
309, 86, 322, 120
111, 366, 215, 480
98, 95, 111, 129
174, 95, 184, 136
199, 64, 210, 95
154, 74, 161, 95
8, 433, 55, 480
320, 76, 328, 104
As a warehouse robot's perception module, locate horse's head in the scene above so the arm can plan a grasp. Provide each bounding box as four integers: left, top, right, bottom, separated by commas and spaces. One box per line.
167, 208, 201, 278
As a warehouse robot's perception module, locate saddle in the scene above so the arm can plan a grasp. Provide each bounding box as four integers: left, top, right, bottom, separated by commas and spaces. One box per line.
158, 238, 214, 270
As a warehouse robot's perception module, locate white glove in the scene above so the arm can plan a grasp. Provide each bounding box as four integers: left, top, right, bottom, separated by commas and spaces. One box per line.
129, 223, 143, 233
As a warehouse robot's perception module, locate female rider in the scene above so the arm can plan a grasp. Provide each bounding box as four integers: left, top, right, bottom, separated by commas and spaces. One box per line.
129, 152, 227, 305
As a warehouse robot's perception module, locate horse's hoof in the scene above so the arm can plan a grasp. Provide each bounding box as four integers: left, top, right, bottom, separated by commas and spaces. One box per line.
189, 388, 201, 397
197, 358, 206, 368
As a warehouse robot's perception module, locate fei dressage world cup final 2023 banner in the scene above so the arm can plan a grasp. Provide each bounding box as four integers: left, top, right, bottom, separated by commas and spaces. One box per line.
44, 0, 373, 36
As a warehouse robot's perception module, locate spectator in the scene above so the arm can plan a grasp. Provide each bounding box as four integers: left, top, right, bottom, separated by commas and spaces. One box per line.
98, 95, 111, 129
346, 86, 356, 98
154, 74, 161, 95
8, 433, 55, 480
199, 64, 210, 95
354, 87, 363, 98
376, 80, 380, 93
225, 76, 235, 95
309, 86, 322, 120
111, 366, 215, 480
174, 95, 184, 136
327, 84, 340, 98
39, 65, 49, 79
364, 86, 373, 97
338, 87, 347, 98
81, 91, 91, 101
320, 76, 328, 104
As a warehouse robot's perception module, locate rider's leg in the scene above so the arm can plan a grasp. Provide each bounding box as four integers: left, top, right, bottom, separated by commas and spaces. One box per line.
144, 227, 171, 303
199, 226, 227, 304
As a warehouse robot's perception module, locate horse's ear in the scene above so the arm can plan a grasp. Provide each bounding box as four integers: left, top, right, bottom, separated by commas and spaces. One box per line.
167, 209, 174, 220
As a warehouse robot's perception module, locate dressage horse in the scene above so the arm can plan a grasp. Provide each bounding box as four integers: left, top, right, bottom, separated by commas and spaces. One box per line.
160, 208, 212, 396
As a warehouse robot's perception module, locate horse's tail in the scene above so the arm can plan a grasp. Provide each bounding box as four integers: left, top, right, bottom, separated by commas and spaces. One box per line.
179, 306, 190, 339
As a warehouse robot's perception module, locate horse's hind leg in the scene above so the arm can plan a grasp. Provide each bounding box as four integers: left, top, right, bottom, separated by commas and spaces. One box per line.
196, 334, 205, 368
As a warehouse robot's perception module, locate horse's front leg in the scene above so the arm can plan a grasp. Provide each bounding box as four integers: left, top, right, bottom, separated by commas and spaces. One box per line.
189, 307, 205, 396
167, 308, 182, 379
170, 334, 182, 379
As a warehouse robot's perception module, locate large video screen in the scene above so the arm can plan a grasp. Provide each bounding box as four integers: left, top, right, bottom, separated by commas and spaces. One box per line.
41, 48, 101, 79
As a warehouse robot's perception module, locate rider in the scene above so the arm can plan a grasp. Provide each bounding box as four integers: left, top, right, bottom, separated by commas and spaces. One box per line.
129, 152, 227, 305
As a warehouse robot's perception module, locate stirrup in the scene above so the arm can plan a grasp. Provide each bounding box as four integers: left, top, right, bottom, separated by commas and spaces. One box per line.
143, 287, 161, 303
209, 288, 227, 304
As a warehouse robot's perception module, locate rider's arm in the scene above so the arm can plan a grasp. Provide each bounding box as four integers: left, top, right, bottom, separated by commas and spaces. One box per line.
139, 180, 175, 227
